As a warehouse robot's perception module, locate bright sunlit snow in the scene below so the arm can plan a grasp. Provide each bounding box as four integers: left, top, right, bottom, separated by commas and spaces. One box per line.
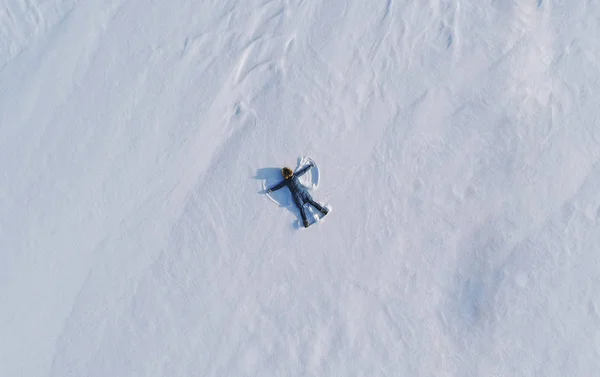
2, 0, 600, 376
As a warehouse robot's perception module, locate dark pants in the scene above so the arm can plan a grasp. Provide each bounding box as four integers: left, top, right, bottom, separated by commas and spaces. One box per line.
294, 196, 328, 224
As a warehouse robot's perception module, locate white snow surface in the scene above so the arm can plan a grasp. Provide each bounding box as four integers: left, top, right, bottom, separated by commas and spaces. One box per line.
2, 0, 600, 376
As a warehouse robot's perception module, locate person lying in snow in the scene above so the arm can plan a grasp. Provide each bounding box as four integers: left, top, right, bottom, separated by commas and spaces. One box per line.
267, 163, 329, 228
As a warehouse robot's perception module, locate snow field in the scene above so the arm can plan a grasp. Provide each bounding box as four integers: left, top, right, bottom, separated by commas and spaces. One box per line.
1, 0, 600, 376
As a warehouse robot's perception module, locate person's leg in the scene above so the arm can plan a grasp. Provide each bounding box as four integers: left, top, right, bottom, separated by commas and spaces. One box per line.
294, 196, 310, 228
308, 198, 328, 215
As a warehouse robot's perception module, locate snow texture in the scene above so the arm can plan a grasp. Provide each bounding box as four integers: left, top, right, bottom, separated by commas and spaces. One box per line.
1, 0, 600, 376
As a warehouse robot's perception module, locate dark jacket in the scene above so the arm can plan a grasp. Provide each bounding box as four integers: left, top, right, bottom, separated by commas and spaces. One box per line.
268, 163, 313, 205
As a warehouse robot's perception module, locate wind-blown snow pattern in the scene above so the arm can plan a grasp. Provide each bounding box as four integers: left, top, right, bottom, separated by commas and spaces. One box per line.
2, 0, 600, 376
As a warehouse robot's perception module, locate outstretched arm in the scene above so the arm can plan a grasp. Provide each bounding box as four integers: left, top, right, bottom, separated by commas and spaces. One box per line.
295, 162, 313, 177
267, 180, 286, 193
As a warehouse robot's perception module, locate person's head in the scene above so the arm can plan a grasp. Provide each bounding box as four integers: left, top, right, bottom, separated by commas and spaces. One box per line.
282, 167, 294, 179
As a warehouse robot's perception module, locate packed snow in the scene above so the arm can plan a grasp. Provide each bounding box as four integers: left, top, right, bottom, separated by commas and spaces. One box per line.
2, 0, 600, 376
